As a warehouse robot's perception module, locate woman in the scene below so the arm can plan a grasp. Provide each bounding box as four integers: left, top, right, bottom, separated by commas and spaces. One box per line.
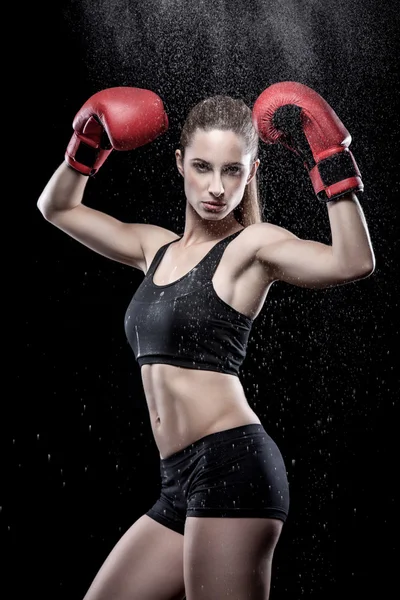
37, 83, 375, 600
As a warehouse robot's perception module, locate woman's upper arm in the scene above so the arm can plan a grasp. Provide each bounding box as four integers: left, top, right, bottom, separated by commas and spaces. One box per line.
44, 204, 160, 271
253, 222, 352, 289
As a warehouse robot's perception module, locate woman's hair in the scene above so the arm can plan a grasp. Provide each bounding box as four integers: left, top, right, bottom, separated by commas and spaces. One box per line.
178, 95, 264, 227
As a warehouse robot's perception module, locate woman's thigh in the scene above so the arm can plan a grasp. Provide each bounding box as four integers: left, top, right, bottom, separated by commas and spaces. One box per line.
181, 425, 289, 598
82, 514, 185, 600
183, 516, 283, 600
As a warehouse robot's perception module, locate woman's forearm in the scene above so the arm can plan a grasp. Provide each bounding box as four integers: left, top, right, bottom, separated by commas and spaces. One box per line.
327, 192, 375, 273
37, 162, 89, 219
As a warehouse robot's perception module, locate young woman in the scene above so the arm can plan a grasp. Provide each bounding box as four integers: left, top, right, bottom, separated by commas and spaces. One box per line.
37, 83, 375, 600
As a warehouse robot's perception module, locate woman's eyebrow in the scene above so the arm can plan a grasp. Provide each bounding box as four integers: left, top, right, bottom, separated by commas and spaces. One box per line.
190, 158, 244, 166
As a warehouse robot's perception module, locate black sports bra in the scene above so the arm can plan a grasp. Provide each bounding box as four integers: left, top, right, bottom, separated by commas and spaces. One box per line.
124, 230, 253, 376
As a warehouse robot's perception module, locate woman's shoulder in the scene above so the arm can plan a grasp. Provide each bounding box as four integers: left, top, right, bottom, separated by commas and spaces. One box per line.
139, 224, 181, 272
244, 221, 297, 243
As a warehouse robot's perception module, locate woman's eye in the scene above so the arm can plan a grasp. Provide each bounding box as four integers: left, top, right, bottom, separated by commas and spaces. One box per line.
194, 163, 240, 175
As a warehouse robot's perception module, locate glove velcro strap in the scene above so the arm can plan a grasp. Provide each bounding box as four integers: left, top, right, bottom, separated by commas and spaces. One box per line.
65, 116, 113, 176
310, 148, 364, 201
65, 132, 112, 176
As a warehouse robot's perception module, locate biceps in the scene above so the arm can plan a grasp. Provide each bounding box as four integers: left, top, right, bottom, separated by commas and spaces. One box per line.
48, 205, 145, 268
257, 239, 346, 289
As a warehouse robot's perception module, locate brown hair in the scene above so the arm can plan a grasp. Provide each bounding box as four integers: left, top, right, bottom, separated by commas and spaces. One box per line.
178, 95, 264, 227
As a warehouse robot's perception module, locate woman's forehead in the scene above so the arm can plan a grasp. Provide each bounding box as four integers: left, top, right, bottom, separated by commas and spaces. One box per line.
186, 129, 247, 156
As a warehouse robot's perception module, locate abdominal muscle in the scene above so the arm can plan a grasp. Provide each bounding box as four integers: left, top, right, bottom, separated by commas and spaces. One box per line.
141, 363, 262, 459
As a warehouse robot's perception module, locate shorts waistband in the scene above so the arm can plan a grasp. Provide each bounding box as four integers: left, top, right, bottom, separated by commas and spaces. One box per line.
160, 423, 267, 467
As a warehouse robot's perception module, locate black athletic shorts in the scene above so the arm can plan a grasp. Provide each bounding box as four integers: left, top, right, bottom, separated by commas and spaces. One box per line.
146, 423, 290, 535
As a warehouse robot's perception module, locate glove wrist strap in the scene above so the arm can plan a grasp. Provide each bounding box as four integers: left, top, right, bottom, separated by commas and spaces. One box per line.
310, 148, 364, 202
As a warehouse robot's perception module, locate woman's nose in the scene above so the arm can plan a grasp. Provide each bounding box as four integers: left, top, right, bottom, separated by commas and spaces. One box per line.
208, 173, 224, 197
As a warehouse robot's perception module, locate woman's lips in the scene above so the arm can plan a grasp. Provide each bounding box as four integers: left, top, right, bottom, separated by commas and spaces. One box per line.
202, 202, 226, 211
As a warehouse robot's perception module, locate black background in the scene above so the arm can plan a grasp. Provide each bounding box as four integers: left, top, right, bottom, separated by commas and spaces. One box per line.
9, 1, 398, 598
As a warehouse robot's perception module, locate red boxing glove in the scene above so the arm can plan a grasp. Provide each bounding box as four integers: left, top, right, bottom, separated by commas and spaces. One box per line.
252, 81, 363, 202
65, 87, 169, 176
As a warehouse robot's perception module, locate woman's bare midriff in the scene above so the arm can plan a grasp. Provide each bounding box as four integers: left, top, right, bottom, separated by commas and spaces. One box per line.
141, 363, 262, 459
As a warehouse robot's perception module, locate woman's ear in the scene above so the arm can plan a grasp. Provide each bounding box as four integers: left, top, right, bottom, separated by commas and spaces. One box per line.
246, 159, 260, 184
175, 150, 184, 177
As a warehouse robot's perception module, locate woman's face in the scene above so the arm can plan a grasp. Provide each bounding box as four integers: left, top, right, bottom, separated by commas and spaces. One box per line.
175, 129, 259, 219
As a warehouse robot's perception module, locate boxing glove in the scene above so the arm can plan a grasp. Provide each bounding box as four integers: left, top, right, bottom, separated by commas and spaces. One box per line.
65, 87, 169, 176
252, 81, 363, 202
